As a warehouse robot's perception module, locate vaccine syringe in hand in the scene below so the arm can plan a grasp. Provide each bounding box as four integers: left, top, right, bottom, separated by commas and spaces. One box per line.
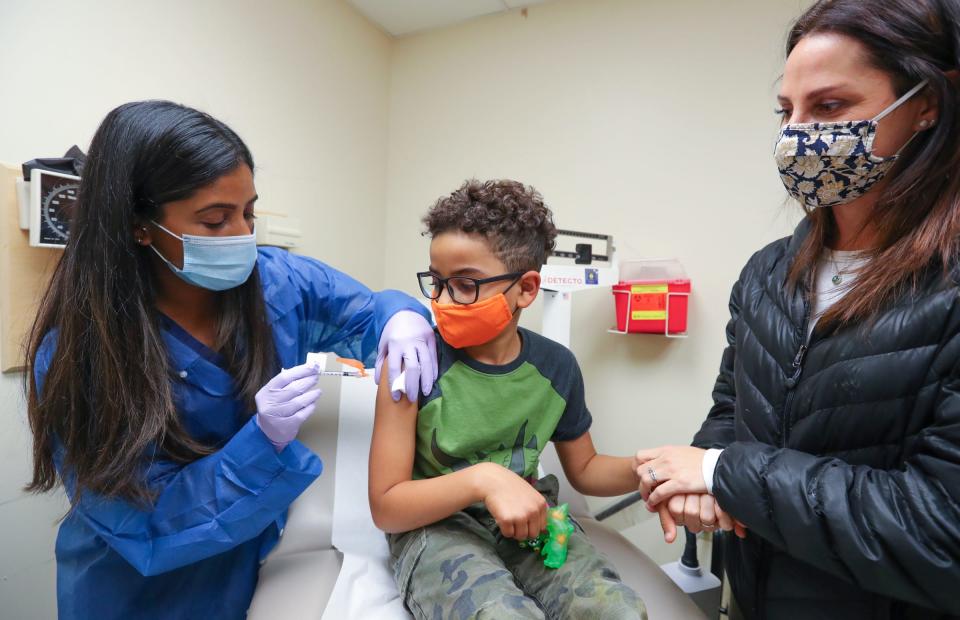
305, 352, 368, 378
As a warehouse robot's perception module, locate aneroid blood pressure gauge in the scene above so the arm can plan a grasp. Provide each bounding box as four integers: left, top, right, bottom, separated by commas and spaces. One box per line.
29, 168, 79, 248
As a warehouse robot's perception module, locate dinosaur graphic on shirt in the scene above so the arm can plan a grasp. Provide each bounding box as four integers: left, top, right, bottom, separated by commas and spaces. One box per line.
430, 420, 541, 477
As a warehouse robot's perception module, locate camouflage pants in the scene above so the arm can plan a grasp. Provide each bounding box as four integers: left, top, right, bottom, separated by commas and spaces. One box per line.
386, 476, 647, 620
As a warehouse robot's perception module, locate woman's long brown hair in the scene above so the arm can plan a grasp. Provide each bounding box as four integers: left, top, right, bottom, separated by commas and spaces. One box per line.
25, 101, 278, 507
785, 0, 960, 329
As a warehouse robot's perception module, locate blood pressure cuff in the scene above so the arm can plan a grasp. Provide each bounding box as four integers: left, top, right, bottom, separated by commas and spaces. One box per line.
22, 145, 86, 179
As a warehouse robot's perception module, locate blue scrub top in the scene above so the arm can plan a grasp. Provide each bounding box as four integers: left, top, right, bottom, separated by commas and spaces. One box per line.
34, 247, 430, 620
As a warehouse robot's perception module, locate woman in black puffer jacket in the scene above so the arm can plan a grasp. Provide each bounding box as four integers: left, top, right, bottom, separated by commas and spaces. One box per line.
633, 1, 960, 618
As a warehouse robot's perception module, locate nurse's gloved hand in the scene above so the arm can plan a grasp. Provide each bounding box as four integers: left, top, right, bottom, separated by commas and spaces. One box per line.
374, 310, 437, 403
255, 363, 323, 451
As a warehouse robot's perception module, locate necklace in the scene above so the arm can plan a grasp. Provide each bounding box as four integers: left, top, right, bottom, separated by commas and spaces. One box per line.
830, 252, 853, 286
831, 265, 844, 286
828, 250, 870, 286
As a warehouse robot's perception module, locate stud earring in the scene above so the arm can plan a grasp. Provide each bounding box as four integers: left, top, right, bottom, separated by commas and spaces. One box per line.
919, 120, 930, 129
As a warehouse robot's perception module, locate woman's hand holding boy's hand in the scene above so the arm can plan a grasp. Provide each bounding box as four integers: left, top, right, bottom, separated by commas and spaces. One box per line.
634, 445, 747, 542
634, 445, 708, 503
472, 462, 547, 541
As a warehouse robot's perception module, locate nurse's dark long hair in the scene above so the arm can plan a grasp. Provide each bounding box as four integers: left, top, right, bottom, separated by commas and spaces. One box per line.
25, 101, 278, 506
785, 0, 960, 329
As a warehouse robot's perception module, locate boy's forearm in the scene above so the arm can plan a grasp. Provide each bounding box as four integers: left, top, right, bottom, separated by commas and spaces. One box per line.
371, 464, 489, 533
571, 455, 639, 497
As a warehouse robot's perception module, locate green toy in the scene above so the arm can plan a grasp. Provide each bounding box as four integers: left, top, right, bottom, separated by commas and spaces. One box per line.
518, 503, 575, 569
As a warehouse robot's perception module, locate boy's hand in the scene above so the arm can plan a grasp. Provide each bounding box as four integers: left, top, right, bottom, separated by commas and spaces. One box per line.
473, 463, 548, 541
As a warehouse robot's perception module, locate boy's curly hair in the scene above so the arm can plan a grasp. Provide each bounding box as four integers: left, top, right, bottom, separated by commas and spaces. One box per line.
423, 179, 558, 272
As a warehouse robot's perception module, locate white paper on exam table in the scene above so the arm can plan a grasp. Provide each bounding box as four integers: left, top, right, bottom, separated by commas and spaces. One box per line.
320, 370, 408, 620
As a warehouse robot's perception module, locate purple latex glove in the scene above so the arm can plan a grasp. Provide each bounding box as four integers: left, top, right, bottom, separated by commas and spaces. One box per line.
374, 310, 437, 402
255, 363, 323, 451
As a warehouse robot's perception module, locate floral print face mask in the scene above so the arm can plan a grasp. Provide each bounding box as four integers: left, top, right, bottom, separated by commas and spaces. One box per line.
775, 80, 927, 209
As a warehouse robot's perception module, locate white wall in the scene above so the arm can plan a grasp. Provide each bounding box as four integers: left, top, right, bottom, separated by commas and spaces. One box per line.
384, 0, 810, 563
0, 1, 390, 616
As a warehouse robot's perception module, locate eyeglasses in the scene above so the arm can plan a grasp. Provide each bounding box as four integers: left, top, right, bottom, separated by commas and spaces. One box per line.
417, 271, 523, 305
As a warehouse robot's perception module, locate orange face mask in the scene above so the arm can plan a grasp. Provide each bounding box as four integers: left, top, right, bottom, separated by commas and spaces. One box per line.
432, 294, 516, 348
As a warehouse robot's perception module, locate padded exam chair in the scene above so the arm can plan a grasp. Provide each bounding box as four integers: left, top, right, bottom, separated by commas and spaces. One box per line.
248, 363, 704, 619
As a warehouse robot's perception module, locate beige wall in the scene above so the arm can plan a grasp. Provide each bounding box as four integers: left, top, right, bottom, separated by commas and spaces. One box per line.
0, 0, 391, 285
384, 0, 809, 563
0, 1, 390, 616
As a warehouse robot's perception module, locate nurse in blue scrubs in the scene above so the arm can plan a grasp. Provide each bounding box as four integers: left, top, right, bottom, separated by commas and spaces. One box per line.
25, 100, 437, 619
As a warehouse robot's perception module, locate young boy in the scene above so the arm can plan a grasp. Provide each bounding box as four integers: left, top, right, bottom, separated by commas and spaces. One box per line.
369, 179, 647, 619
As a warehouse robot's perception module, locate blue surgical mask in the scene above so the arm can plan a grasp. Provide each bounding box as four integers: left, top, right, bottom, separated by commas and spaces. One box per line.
149, 221, 258, 291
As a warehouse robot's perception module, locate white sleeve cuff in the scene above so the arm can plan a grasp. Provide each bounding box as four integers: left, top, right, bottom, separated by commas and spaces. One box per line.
701, 448, 723, 495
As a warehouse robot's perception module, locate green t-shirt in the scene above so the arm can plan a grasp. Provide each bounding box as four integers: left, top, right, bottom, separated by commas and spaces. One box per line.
414, 327, 592, 480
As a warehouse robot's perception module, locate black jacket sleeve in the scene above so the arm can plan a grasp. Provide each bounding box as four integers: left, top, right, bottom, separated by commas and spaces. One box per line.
692, 273, 743, 450
712, 362, 960, 614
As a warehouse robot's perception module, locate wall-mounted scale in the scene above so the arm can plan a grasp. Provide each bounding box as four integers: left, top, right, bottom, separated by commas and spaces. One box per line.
539, 229, 618, 348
